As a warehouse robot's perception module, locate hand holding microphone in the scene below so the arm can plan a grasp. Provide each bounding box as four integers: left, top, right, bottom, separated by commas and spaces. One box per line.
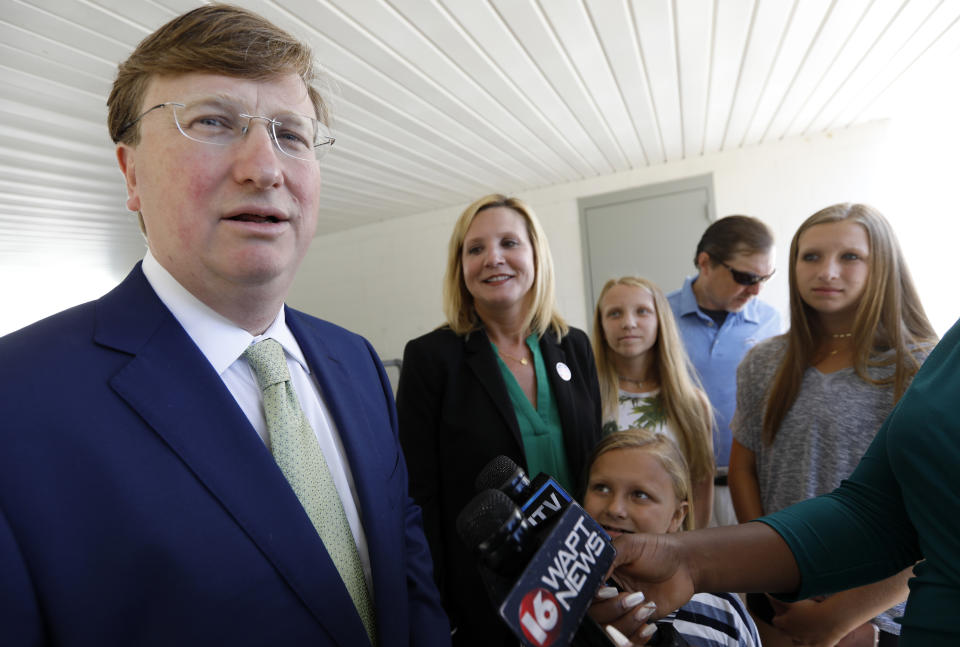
457, 457, 617, 647
607, 531, 696, 621
589, 587, 658, 646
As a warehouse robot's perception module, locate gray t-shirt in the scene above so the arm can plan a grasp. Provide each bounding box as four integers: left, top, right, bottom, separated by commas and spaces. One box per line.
732, 335, 914, 634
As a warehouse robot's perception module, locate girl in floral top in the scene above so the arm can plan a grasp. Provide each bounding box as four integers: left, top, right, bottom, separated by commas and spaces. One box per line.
591, 276, 715, 528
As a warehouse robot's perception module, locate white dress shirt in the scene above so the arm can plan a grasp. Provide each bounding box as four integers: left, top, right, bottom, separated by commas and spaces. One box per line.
141, 251, 372, 590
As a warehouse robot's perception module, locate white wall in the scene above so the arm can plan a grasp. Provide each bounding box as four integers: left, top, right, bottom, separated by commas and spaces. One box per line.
289, 117, 950, 363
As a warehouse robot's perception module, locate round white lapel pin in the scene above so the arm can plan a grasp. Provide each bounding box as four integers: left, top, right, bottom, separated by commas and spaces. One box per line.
556, 362, 571, 382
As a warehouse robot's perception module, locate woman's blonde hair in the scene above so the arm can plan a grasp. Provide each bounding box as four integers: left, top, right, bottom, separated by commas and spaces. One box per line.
587, 429, 693, 532
591, 277, 714, 490
442, 194, 568, 340
763, 203, 938, 444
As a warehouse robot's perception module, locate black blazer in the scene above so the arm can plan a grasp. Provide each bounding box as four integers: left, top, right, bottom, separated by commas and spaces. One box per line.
396, 324, 602, 647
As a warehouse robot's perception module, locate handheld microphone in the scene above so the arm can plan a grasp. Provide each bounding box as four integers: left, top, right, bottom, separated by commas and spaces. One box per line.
469, 458, 689, 647
474, 456, 573, 528
457, 486, 615, 646
456, 489, 536, 576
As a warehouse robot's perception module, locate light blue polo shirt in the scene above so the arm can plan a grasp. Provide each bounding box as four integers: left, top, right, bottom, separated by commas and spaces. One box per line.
667, 276, 782, 467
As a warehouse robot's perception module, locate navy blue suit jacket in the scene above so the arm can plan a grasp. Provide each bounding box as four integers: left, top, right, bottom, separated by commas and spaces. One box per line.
0, 265, 449, 646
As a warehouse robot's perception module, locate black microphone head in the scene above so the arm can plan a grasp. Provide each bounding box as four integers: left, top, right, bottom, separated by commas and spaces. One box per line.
456, 489, 533, 575
456, 489, 518, 549
474, 455, 530, 502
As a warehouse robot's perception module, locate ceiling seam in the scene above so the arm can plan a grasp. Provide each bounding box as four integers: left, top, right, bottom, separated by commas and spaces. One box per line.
629, 0, 667, 164
531, 0, 630, 172
843, 2, 960, 129
428, 0, 595, 178
582, 0, 650, 167
734, 0, 801, 149
719, 0, 757, 151
757, 0, 840, 143
799, 0, 910, 136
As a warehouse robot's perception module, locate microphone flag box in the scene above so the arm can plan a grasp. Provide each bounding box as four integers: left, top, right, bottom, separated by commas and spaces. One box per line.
498, 504, 615, 647
520, 476, 572, 528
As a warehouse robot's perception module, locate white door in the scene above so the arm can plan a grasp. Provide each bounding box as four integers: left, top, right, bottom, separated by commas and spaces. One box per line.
579, 175, 714, 328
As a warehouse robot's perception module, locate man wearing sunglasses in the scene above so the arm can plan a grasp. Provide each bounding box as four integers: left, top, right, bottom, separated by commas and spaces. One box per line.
668, 215, 781, 528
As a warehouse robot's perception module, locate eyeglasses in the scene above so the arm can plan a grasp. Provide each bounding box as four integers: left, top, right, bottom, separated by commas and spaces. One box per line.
712, 256, 775, 286
117, 99, 335, 161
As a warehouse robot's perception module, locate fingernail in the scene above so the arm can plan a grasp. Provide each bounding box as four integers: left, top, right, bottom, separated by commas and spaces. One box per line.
605, 625, 631, 647
640, 623, 658, 639
622, 591, 645, 607
595, 586, 619, 600
633, 602, 656, 623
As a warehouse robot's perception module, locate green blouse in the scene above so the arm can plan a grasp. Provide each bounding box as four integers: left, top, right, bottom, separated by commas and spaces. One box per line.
492, 333, 573, 493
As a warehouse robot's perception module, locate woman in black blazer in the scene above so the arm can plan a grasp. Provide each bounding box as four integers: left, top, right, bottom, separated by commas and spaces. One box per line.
397, 194, 602, 646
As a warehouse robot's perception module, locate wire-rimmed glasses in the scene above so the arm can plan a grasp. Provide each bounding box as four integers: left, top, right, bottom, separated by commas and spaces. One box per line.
117, 98, 335, 161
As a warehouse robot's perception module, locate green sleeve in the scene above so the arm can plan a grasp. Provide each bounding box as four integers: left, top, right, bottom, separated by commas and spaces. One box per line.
758, 409, 920, 600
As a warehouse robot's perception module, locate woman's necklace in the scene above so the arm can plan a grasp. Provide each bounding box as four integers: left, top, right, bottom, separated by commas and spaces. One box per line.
619, 375, 656, 390
828, 332, 853, 356
498, 348, 529, 366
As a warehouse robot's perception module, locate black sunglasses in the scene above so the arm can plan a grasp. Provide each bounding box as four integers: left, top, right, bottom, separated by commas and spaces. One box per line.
712, 256, 775, 286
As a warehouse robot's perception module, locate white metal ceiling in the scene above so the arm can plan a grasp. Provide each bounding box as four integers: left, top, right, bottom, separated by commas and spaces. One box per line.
2, 0, 959, 266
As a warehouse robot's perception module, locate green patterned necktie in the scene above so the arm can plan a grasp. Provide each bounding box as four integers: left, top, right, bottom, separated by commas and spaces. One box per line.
244, 338, 376, 644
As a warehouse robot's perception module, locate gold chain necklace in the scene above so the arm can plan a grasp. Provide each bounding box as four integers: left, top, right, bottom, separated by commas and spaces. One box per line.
498, 349, 529, 366
828, 332, 853, 356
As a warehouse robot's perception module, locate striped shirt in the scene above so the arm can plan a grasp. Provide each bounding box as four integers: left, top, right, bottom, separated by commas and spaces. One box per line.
657, 591, 760, 647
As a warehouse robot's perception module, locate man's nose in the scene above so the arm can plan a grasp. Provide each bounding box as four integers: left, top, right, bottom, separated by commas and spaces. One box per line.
232, 119, 284, 188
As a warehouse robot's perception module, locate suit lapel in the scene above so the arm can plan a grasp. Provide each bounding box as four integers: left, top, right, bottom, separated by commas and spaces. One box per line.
540, 334, 578, 435
97, 268, 369, 647
463, 329, 523, 448
287, 310, 402, 641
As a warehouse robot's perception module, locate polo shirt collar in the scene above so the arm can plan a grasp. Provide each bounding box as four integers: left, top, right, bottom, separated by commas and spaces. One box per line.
679, 274, 762, 324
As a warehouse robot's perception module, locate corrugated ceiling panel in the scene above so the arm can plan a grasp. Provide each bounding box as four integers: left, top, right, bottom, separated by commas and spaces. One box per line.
633, 0, 684, 161
0, 0, 957, 249
704, 0, 754, 154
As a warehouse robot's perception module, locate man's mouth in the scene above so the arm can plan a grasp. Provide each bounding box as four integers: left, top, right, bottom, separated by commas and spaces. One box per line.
229, 213, 282, 223
601, 524, 634, 536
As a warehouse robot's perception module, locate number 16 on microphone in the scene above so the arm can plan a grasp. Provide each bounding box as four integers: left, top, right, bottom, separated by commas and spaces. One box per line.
519, 588, 562, 646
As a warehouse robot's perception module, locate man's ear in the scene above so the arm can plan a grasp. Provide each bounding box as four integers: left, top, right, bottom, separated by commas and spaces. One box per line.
695, 251, 712, 273
116, 144, 141, 212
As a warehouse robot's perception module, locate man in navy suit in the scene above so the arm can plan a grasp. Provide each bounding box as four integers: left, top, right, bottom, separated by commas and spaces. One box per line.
0, 5, 449, 646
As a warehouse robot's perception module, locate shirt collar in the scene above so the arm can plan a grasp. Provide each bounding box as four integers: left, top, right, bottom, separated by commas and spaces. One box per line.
739, 298, 761, 324
678, 274, 760, 324
141, 250, 310, 375
676, 275, 702, 316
